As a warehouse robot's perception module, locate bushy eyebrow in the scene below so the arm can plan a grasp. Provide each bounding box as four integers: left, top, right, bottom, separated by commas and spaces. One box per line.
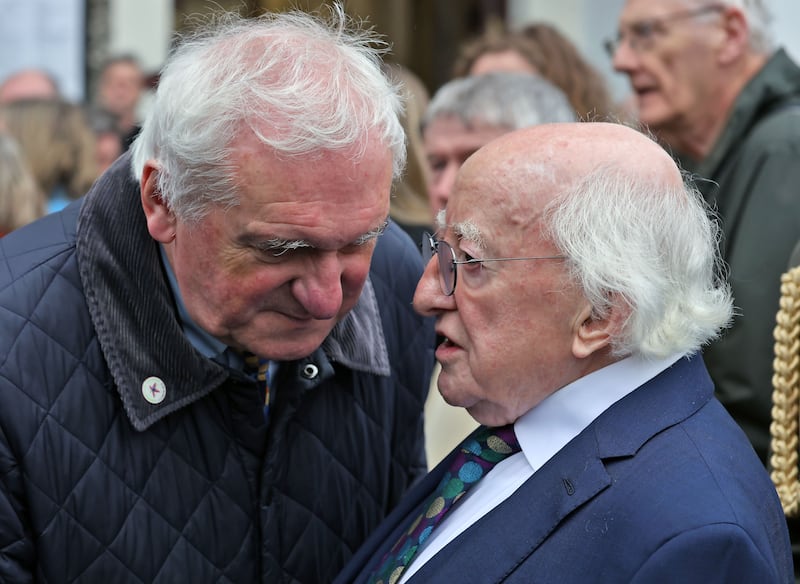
255, 238, 312, 256
435, 209, 447, 230
435, 210, 485, 250
354, 218, 389, 245
451, 220, 485, 249
252, 218, 390, 256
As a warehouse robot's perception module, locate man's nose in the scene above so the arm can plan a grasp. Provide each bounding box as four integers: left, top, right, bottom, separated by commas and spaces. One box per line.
428, 163, 459, 216
611, 35, 640, 74
293, 252, 345, 320
413, 254, 455, 316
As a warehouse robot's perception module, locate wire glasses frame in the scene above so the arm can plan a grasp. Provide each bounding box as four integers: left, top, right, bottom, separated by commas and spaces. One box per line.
603, 4, 725, 57
422, 232, 566, 296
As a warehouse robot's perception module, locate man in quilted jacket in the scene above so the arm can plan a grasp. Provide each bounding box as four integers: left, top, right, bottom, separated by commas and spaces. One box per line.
0, 4, 434, 583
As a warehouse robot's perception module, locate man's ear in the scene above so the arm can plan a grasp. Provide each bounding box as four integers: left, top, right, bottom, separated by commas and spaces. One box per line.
140, 160, 176, 243
717, 5, 749, 65
572, 295, 630, 359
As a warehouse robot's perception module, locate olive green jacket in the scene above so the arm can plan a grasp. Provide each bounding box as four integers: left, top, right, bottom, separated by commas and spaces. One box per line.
678, 49, 800, 465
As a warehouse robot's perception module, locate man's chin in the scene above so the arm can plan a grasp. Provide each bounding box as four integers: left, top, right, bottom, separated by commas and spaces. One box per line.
635, 102, 674, 134
437, 375, 470, 409
258, 325, 335, 361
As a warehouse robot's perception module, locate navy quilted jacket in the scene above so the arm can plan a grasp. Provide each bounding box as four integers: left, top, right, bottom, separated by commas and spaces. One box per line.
0, 156, 435, 583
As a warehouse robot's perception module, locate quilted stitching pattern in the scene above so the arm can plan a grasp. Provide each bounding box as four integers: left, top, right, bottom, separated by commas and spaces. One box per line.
1, 203, 434, 583
1, 236, 257, 582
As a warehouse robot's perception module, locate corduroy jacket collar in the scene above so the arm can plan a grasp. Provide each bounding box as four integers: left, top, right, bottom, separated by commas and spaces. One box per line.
76, 153, 390, 431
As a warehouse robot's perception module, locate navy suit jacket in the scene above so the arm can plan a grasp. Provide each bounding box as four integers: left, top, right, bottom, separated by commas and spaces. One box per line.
336, 355, 793, 583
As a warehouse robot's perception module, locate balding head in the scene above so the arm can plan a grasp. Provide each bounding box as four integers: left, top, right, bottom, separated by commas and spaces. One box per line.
460, 122, 681, 210
415, 121, 731, 424
434, 122, 731, 361
0, 69, 59, 104
423, 72, 576, 217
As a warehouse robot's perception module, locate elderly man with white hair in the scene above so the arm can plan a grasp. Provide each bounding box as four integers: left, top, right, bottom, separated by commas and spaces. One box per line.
0, 5, 435, 582
608, 0, 800, 575
609, 0, 800, 463
336, 121, 793, 583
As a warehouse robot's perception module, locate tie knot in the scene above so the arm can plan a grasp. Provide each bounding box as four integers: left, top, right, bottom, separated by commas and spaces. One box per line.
365, 423, 521, 583
235, 351, 272, 411
235, 350, 271, 385
461, 424, 520, 463
240, 351, 260, 374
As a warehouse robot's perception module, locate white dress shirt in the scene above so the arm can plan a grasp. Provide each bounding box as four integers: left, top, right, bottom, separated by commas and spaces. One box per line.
400, 352, 683, 583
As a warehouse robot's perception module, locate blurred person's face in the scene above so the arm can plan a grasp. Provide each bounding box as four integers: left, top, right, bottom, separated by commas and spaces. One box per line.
611, 0, 727, 135
95, 132, 123, 174
469, 50, 538, 77
99, 62, 144, 118
423, 115, 509, 218
141, 132, 393, 360
0, 71, 58, 104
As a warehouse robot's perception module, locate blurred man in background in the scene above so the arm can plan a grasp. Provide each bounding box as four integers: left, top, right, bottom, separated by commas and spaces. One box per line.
611, 0, 800, 464
610, 0, 800, 575
0, 68, 59, 103
96, 54, 146, 150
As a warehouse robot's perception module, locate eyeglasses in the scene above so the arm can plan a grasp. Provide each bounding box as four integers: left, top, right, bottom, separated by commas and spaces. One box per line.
604, 4, 724, 57
422, 232, 566, 296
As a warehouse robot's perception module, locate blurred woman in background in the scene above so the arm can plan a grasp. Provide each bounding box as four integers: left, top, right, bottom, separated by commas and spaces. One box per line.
0, 98, 97, 213
453, 23, 619, 121
0, 132, 46, 236
382, 62, 433, 243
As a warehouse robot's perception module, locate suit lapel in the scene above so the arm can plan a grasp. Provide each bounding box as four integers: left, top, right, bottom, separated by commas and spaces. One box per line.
409, 430, 611, 582
338, 355, 714, 584
336, 461, 451, 584
409, 355, 714, 582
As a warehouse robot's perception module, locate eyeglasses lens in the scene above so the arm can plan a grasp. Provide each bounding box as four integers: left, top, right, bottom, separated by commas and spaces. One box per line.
436, 240, 456, 296
421, 233, 434, 264
421, 232, 456, 295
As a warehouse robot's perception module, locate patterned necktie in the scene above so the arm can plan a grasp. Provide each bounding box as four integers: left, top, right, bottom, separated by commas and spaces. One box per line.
242, 352, 271, 419
367, 424, 521, 584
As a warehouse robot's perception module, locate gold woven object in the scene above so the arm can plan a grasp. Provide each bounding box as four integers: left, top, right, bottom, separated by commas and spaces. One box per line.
770, 266, 800, 517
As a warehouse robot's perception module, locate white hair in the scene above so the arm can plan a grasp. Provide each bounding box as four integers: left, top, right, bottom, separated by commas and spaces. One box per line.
706, 0, 774, 53
544, 166, 733, 359
130, 3, 406, 222
423, 72, 576, 132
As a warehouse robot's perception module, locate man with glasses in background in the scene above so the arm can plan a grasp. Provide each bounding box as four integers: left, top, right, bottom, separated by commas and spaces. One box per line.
335, 122, 792, 584
608, 0, 800, 575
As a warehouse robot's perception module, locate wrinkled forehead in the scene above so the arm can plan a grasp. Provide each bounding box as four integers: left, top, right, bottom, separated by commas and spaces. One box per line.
620, 0, 698, 21
435, 207, 486, 247
441, 122, 682, 245
441, 163, 554, 250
